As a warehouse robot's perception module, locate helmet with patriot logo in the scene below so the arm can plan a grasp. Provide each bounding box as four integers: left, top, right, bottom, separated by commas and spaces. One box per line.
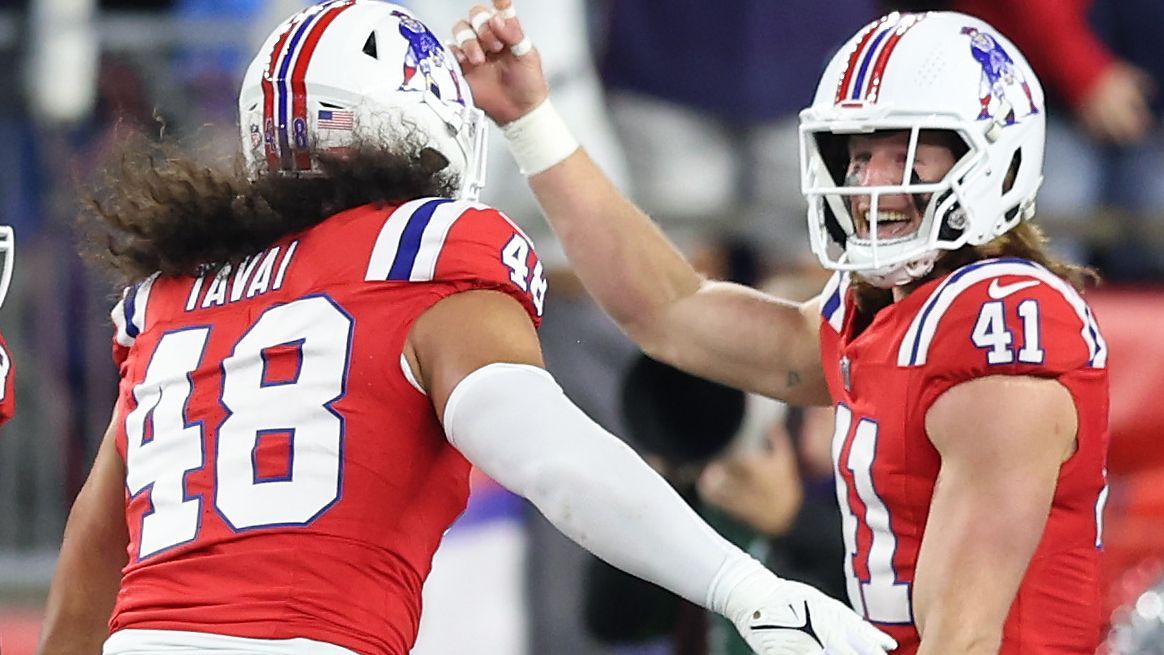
799, 11, 1045, 287
239, 0, 487, 200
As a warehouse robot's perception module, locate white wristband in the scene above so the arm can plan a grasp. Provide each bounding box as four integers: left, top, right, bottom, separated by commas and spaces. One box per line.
501, 99, 579, 176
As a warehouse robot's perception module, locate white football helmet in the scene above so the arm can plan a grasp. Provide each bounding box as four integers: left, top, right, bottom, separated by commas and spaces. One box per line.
799, 11, 1045, 287
239, 0, 487, 200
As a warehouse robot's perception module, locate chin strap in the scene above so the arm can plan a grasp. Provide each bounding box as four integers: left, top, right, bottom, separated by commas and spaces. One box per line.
858, 250, 939, 288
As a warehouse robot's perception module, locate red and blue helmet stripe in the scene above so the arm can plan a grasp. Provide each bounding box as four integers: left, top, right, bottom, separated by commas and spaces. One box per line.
261, 0, 357, 172
834, 13, 927, 105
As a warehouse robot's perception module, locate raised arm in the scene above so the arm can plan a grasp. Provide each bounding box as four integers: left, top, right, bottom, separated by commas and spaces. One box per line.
914, 375, 1077, 654
450, 2, 827, 405
38, 411, 128, 655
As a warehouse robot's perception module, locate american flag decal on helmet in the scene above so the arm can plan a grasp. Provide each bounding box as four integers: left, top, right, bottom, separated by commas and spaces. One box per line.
317, 109, 354, 131
834, 13, 927, 104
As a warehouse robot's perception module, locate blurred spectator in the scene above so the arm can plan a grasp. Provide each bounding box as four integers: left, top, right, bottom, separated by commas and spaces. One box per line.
598, 0, 878, 270
954, 0, 1164, 279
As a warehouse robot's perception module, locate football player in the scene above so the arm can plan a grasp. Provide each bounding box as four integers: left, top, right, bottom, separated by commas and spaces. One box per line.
35, 3, 893, 655
454, 4, 1109, 654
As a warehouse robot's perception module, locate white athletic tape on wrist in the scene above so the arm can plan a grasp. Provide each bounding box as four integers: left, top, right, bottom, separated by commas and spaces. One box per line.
453, 28, 476, 47
470, 10, 493, 32
501, 99, 579, 176
510, 37, 533, 57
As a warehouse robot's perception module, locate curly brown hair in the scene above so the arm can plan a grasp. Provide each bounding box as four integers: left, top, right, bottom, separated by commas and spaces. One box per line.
851, 221, 1100, 318
79, 132, 457, 287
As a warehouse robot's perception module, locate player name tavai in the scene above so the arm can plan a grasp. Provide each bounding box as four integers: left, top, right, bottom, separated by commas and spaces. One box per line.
185, 241, 299, 312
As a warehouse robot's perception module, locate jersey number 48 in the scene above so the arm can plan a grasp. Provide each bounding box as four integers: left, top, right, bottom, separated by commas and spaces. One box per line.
124, 295, 351, 559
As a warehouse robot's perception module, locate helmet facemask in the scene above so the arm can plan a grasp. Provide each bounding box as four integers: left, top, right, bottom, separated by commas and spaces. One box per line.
802, 120, 981, 286
800, 109, 1038, 287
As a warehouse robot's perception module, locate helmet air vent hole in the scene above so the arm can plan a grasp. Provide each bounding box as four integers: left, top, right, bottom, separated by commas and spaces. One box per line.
363, 32, 378, 59
1003, 149, 1022, 194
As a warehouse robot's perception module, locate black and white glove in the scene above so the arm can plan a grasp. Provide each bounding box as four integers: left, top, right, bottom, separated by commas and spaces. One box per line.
713, 555, 897, 655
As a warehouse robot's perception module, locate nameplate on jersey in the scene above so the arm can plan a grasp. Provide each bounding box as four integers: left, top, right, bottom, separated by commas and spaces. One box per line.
185, 241, 299, 312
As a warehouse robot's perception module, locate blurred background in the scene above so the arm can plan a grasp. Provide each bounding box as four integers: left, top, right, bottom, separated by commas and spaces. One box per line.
1, 0, 1163, 653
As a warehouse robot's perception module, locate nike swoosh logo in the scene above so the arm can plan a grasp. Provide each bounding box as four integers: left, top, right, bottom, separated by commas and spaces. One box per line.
750, 601, 823, 648
988, 278, 1040, 299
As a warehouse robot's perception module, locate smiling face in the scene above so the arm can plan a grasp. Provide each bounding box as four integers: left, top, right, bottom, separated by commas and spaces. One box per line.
845, 130, 958, 240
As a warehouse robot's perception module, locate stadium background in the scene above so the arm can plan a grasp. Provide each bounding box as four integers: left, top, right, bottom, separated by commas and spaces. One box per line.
0, 0, 1162, 653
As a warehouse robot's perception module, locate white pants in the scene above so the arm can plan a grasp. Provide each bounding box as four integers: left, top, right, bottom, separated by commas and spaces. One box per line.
104, 629, 358, 655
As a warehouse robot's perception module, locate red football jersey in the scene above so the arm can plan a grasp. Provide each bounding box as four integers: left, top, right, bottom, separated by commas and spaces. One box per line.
107, 198, 545, 655
0, 332, 14, 426
818, 257, 1109, 654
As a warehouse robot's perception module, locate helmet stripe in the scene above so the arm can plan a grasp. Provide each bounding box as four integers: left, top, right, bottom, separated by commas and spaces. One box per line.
275, 7, 330, 170
864, 14, 926, 102
289, 0, 357, 171
834, 19, 882, 103
262, 18, 301, 172
850, 25, 893, 100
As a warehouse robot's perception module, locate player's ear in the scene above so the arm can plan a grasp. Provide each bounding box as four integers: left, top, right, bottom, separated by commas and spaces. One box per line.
418, 147, 450, 174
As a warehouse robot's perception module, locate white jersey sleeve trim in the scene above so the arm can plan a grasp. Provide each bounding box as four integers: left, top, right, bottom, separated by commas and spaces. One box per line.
1095, 473, 1109, 548
819, 271, 850, 333
896, 258, 1106, 368
111, 273, 159, 348
364, 198, 495, 283
104, 628, 358, 655
399, 353, 426, 396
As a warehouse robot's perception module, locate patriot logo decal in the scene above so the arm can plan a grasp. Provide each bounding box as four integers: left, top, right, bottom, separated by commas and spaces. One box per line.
960, 26, 1039, 125
391, 10, 465, 104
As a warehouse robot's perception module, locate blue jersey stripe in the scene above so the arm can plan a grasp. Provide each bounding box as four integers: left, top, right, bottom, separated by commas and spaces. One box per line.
124, 284, 140, 338
1084, 306, 1103, 366
387, 199, 453, 280
822, 285, 843, 323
